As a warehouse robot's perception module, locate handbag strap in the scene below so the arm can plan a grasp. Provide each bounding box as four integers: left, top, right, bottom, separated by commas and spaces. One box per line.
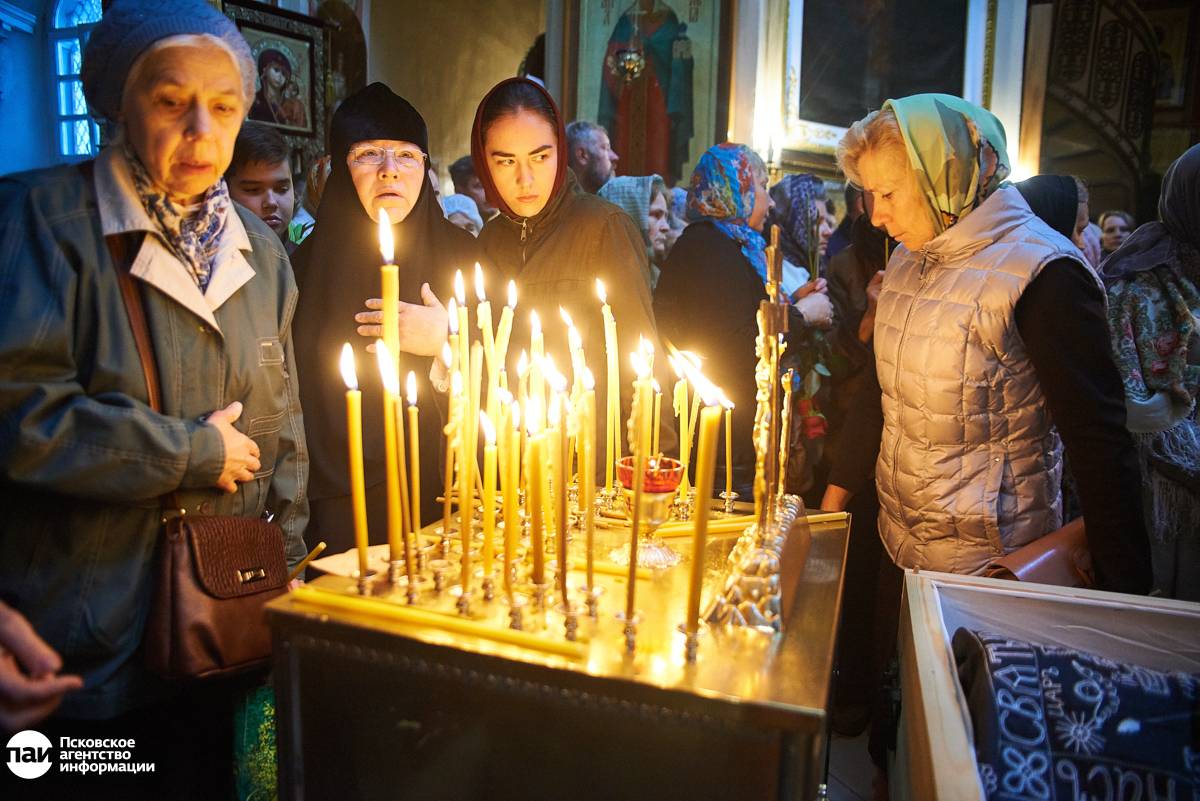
79, 160, 182, 514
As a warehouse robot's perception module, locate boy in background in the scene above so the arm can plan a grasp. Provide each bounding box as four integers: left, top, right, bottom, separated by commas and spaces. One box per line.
226, 121, 297, 254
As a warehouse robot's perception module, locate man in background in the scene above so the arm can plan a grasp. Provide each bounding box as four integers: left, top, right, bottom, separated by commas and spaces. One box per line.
449, 155, 497, 223
226, 121, 297, 254
566, 120, 619, 194
826, 183, 863, 261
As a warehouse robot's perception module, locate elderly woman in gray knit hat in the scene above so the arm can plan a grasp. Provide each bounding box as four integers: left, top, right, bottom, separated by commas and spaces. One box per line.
0, 0, 307, 790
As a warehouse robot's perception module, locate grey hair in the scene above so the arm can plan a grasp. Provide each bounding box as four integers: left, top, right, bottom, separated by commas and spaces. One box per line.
566, 120, 606, 155
123, 34, 256, 117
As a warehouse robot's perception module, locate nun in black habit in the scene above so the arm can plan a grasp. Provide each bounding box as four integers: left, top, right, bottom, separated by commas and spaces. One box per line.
292, 83, 484, 555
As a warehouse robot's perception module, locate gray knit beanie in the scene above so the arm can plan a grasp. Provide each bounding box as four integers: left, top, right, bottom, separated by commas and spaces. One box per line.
81, 0, 255, 121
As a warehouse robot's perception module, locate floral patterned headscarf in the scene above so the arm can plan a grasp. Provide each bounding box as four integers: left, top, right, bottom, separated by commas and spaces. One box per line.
686, 143, 769, 280
768, 173, 825, 274
122, 139, 230, 291
884, 93, 1010, 237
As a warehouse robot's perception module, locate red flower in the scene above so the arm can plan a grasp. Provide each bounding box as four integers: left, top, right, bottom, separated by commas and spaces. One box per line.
1155, 331, 1182, 357
1150, 359, 1170, 377
802, 414, 827, 439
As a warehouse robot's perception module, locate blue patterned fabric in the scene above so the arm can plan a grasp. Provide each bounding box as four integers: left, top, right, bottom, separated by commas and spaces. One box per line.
954, 628, 1200, 800
769, 173, 825, 276
686, 143, 768, 281
123, 140, 229, 291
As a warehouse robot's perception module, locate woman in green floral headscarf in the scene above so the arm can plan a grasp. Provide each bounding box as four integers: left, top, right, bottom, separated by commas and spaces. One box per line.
822, 92, 1151, 595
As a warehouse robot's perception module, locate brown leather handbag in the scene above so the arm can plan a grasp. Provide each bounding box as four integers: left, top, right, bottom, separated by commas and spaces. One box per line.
983, 517, 1094, 588
94, 193, 288, 679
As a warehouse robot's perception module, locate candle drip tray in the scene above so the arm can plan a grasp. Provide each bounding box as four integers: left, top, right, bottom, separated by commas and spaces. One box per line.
608, 536, 682, 569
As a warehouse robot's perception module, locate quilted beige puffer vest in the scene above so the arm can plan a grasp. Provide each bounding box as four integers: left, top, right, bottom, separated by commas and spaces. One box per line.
874, 186, 1092, 575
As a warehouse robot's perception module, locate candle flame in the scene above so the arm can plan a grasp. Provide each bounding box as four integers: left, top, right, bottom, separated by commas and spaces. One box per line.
407, 371, 418, 405
496, 387, 513, 405
630, 351, 650, 379
652, 378, 661, 393
451, 371, 463, 397
375, 340, 400, 394
720, 392, 734, 410
568, 326, 582, 351
681, 349, 702, 369
644, 339, 655, 357
454, 270, 465, 305
517, 349, 529, 375
378, 209, 393, 264
670, 347, 722, 407
668, 354, 683, 380
474, 262, 486, 303
559, 306, 573, 328
530, 309, 541, 335
511, 398, 521, 430
441, 342, 453, 369
507, 280, 517, 309
547, 396, 561, 426
479, 410, 497, 445
447, 297, 459, 335
339, 343, 358, 390
582, 367, 595, 391
596, 278, 607, 304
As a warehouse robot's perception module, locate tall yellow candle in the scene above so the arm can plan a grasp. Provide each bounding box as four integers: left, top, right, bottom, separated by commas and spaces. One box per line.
504, 399, 521, 599
447, 297, 460, 375
379, 210, 399, 375
475, 262, 494, 369
375, 341, 405, 567
444, 371, 462, 545
670, 357, 690, 501
580, 369, 597, 592
551, 393, 569, 604
493, 281, 517, 374
625, 350, 654, 622
651, 379, 662, 456
455, 270, 469, 387
682, 350, 702, 492
688, 394, 722, 632
407, 372, 421, 536
543, 391, 560, 546
480, 411, 497, 581
339, 344, 370, 583
525, 400, 546, 586
723, 395, 734, 499
517, 350, 529, 490
460, 344, 483, 594
597, 279, 619, 491
530, 310, 544, 429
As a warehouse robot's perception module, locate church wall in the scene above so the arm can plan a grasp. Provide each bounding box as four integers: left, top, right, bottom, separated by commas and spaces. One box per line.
366, 0, 546, 193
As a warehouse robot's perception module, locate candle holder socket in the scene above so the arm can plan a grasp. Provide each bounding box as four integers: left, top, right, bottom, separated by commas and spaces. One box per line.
583, 584, 605, 620
481, 574, 495, 601
354, 568, 377, 596
530, 582, 551, 613
556, 601, 586, 641
387, 559, 405, 585
678, 622, 704, 664
507, 593, 529, 631
428, 560, 451, 593
720, 490, 740, 516
455, 588, 476, 616
615, 610, 642, 652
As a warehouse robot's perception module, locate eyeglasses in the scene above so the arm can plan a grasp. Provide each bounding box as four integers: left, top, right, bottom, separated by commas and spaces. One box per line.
349, 146, 426, 170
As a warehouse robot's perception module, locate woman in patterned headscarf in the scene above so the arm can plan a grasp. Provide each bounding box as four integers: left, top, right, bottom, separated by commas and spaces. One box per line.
822, 94, 1150, 596
655, 143, 813, 496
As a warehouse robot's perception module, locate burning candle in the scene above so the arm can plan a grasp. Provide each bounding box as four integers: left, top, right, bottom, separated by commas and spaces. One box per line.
460, 344, 483, 596
597, 280, 619, 492
444, 370, 462, 545
475, 262, 494, 369
516, 350, 529, 490
407, 372, 421, 536
682, 350, 702, 492
480, 410, 497, 582
376, 341, 406, 567
530, 310, 544, 430
670, 356, 690, 501
447, 297, 460, 375
525, 396, 545, 586
651, 379, 662, 456
340, 344, 370, 584
493, 281, 517, 374
379, 210, 399, 376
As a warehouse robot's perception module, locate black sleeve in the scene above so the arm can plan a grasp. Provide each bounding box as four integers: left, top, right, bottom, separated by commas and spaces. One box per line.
1015, 259, 1152, 595
827, 352, 883, 495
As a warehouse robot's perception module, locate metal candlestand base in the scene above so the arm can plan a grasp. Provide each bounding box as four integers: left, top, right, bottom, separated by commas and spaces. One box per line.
530, 582, 551, 613
405, 583, 420, 605
609, 538, 682, 569
678, 622, 703, 664
388, 560, 405, 585
615, 610, 642, 652
583, 584, 605, 620
598, 487, 618, 511
481, 574, 495, 602
416, 543, 434, 573
354, 569, 377, 596
507, 593, 529, 630
455, 588, 475, 616
719, 490, 740, 516
429, 560, 450, 594
556, 601, 586, 641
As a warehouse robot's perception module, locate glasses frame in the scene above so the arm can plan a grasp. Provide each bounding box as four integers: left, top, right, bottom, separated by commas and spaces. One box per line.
348, 146, 428, 170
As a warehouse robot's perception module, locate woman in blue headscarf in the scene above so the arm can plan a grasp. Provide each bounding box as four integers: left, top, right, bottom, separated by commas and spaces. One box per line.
654, 143, 813, 495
